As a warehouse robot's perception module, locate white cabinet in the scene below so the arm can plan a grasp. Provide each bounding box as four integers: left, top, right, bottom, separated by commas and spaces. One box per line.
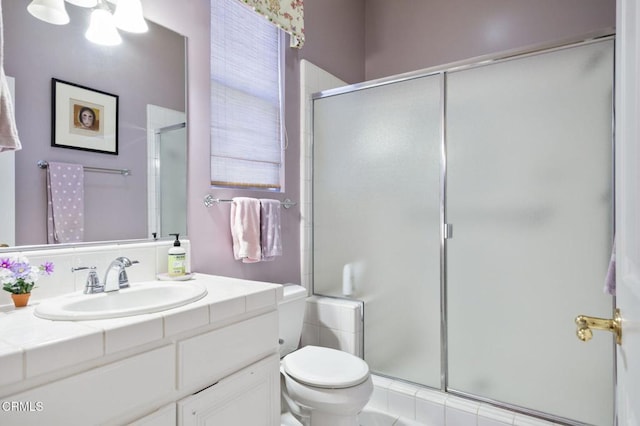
3, 345, 175, 426
1, 280, 281, 425
178, 353, 280, 426
178, 311, 278, 391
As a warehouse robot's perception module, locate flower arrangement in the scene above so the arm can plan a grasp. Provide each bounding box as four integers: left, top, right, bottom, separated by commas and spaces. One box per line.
0, 256, 54, 295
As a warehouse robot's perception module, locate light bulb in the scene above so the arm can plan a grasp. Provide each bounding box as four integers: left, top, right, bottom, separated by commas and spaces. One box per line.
113, 0, 148, 33
85, 8, 122, 46
27, 0, 70, 25
65, 0, 98, 7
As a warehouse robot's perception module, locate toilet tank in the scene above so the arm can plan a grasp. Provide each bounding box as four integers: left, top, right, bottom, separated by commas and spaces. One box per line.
279, 284, 308, 357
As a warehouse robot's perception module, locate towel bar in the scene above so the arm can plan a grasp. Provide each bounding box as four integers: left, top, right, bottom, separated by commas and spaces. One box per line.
38, 160, 131, 176
203, 194, 296, 209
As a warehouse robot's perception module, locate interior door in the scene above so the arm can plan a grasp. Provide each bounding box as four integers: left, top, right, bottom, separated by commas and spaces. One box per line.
615, 1, 640, 424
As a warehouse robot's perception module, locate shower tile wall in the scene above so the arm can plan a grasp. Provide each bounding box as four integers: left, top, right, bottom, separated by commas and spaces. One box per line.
300, 296, 363, 356
368, 376, 565, 426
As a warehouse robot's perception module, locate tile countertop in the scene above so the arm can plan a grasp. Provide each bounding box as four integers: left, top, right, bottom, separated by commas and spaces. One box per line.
0, 274, 284, 395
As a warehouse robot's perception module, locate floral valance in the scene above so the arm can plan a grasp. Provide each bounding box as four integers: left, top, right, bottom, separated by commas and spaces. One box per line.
238, 0, 304, 48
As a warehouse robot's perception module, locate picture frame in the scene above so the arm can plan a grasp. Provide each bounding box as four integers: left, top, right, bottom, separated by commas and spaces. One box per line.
51, 78, 119, 155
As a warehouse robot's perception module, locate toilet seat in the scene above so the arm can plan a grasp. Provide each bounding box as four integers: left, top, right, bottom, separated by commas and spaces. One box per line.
282, 346, 370, 389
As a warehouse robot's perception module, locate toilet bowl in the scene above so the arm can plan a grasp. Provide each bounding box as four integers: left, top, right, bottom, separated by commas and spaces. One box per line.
279, 285, 373, 426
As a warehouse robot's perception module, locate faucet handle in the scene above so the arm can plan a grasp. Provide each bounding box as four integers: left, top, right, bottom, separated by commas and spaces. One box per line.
73, 266, 103, 294
115, 257, 139, 268
116, 258, 139, 289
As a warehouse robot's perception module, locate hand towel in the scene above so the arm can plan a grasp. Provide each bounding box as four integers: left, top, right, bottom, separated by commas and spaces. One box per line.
0, 2, 21, 153
47, 162, 85, 244
603, 237, 616, 296
260, 199, 282, 261
230, 197, 261, 263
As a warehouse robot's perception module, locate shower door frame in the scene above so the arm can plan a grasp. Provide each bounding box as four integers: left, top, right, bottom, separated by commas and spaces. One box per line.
310, 31, 616, 426
440, 38, 616, 426
154, 121, 187, 239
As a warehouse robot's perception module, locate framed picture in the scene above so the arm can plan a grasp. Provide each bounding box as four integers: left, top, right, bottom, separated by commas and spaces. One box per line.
51, 78, 119, 155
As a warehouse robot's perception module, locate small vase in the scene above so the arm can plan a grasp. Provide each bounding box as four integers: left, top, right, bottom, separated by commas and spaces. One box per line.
11, 293, 30, 308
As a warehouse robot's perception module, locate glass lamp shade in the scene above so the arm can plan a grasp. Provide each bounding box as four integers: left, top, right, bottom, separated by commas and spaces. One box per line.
85, 8, 122, 46
113, 0, 148, 33
27, 0, 70, 25
65, 0, 98, 7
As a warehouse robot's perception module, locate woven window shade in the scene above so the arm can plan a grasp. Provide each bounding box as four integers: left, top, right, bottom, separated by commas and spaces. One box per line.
210, 0, 283, 190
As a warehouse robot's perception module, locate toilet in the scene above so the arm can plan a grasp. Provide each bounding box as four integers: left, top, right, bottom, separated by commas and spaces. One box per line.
279, 284, 373, 426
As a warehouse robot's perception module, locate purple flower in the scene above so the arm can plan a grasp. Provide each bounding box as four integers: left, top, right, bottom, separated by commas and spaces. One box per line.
10, 262, 32, 280
41, 262, 55, 275
1, 256, 55, 295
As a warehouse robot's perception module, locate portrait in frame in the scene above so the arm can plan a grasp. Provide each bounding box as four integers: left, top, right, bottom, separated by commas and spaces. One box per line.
51, 78, 119, 155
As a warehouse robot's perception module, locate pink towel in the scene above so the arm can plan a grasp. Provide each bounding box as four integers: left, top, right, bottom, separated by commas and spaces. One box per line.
0, 1, 21, 153
260, 199, 282, 261
46, 162, 84, 244
230, 197, 261, 263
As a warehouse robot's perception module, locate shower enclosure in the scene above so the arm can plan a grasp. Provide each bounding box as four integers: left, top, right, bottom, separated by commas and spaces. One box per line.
312, 38, 614, 425
155, 122, 187, 238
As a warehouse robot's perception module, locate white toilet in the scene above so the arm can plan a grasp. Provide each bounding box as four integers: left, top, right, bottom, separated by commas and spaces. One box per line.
279, 284, 373, 426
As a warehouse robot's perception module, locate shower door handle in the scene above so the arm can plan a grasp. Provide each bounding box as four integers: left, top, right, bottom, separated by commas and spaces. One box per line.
444, 223, 453, 239
574, 308, 622, 345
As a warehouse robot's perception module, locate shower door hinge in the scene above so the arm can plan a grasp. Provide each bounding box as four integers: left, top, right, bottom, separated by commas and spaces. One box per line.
444, 223, 453, 239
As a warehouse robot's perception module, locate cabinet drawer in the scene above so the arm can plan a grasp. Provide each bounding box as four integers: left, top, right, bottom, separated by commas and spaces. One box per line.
3, 345, 175, 425
178, 353, 280, 426
178, 311, 278, 391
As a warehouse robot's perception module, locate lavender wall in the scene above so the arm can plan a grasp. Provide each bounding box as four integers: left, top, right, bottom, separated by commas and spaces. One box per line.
3, 0, 185, 245
143, 0, 302, 284
143, 0, 364, 284
133, 0, 615, 286
299, 0, 366, 84
364, 0, 615, 80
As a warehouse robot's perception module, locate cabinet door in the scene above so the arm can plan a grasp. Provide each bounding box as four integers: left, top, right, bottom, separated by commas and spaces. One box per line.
178, 353, 280, 426
130, 404, 176, 426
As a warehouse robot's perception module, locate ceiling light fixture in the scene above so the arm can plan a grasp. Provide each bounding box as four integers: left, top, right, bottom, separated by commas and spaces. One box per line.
27, 0, 148, 46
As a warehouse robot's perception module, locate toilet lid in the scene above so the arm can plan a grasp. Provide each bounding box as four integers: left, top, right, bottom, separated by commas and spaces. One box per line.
282, 345, 370, 389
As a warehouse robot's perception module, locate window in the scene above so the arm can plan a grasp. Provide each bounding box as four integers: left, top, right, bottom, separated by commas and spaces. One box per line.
210, 0, 284, 191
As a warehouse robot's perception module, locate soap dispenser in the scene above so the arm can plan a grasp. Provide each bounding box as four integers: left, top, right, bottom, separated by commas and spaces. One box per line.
168, 233, 186, 277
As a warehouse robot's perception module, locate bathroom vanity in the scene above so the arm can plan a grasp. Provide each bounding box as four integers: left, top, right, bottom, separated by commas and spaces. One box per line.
0, 274, 282, 425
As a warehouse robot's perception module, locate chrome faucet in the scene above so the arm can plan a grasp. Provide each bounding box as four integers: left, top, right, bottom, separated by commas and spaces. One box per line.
72, 266, 103, 294
103, 257, 139, 293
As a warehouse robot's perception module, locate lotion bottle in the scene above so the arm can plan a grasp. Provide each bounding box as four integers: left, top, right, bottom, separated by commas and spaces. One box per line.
168, 233, 186, 277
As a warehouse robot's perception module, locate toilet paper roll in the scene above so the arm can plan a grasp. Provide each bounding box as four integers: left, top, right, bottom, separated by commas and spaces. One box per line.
342, 263, 354, 296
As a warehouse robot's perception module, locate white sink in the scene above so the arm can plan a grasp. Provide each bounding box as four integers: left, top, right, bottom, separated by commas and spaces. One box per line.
34, 281, 208, 321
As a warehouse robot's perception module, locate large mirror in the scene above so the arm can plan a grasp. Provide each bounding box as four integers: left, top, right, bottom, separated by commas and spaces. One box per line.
0, 0, 187, 248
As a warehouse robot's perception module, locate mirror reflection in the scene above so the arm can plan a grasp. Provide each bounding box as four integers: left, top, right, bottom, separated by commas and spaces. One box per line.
0, 0, 187, 248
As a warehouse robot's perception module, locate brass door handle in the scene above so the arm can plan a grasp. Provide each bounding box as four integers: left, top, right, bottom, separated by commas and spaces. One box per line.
575, 308, 621, 345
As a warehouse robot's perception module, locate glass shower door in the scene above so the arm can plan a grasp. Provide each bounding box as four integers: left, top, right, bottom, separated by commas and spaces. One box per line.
313, 75, 443, 387
156, 123, 187, 238
446, 40, 614, 425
